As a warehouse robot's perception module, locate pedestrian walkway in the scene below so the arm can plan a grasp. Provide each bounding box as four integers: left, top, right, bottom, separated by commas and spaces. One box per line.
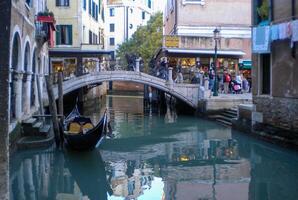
209, 93, 252, 100
198, 93, 252, 112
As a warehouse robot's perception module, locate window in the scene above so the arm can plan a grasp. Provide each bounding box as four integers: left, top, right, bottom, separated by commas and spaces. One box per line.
56, 25, 72, 45
92, 33, 97, 44
142, 11, 145, 20
95, 5, 98, 21
83, 0, 86, 10
89, 30, 92, 44
56, 0, 70, 6
98, 0, 101, 13
89, 0, 92, 14
109, 38, 115, 46
110, 24, 115, 32
25, 0, 32, 7
110, 8, 115, 16
83, 26, 86, 42
148, 0, 151, 8
260, 54, 271, 95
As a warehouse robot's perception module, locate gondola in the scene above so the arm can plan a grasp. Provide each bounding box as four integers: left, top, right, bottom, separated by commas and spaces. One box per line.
63, 105, 108, 151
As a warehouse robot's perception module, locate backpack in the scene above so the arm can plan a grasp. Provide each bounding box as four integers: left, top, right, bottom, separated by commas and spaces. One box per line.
225, 74, 231, 82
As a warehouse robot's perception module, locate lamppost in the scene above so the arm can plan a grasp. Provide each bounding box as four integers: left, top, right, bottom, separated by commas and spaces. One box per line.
213, 28, 220, 96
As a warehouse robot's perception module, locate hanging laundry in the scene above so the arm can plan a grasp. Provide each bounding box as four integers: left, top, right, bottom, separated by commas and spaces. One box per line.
291, 20, 298, 43
278, 23, 288, 40
252, 26, 270, 53
286, 22, 292, 38
271, 24, 279, 41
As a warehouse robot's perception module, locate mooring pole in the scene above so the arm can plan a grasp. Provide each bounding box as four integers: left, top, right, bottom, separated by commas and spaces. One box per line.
57, 71, 64, 148
58, 71, 64, 119
45, 75, 60, 148
36, 75, 44, 122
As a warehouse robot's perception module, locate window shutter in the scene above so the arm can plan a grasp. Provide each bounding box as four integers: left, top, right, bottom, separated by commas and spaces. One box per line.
89, 0, 92, 14
68, 25, 73, 45
56, 25, 61, 45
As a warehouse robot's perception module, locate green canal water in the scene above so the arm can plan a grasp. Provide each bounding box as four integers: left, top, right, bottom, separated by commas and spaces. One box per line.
10, 95, 298, 200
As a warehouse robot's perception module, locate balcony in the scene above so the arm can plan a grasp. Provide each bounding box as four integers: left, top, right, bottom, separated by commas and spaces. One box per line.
35, 11, 56, 47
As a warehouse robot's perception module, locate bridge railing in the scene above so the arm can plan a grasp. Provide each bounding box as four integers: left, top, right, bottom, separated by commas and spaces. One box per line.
51, 58, 204, 86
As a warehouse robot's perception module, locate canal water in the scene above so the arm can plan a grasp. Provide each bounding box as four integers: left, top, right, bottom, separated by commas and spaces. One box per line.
10, 95, 298, 200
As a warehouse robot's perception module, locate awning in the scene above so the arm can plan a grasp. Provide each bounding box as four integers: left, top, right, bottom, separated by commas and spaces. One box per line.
49, 48, 114, 58
165, 48, 246, 56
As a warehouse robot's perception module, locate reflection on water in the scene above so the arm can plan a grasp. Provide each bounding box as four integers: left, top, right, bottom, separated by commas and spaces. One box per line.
10, 95, 298, 200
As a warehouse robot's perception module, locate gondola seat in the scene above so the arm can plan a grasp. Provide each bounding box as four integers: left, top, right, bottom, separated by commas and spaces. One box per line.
82, 123, 94, 133
68, 122, 81, 134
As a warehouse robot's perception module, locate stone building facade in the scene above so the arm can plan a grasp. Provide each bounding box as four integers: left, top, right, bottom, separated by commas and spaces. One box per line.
251, 0, 298, 144
160, 0, 252, 75
1, 0, 51, 198
9, 0, 51, 131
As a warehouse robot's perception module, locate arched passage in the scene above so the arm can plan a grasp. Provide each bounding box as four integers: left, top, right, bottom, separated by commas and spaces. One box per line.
10, 33, 22, 119
22, 42, 30, 113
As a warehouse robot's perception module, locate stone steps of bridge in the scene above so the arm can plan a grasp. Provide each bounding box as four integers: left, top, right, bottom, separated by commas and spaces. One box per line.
17, 135, 54, 150
18, 118, 54, 149
208, 108, 238, 127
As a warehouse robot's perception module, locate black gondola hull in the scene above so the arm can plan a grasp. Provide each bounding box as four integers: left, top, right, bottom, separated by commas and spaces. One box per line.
63, 110, 107, 151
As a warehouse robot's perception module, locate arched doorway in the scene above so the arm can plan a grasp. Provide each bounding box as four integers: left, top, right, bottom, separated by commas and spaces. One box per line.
22, 42, 30, 113
10, 33, 21, 119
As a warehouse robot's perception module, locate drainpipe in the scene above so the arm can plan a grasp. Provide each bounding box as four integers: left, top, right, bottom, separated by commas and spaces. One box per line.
292, 0, 296, 58
126, 6, 129, 41
174, 0, 178, 34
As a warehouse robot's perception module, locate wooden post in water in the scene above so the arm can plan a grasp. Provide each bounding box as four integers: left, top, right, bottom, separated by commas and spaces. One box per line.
36, 75, 44, 122
57, 71, 64, 147
45, 75, 60, 148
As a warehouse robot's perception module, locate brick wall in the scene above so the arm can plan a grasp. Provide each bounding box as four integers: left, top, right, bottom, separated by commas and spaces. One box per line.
0, 1, 11, 199
253, 96, 298, 133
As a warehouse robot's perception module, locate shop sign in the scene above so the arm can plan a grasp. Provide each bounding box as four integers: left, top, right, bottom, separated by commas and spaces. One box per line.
165, 36, 179, 48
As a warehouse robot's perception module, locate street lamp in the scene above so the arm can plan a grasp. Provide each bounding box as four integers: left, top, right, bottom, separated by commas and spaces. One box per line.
213, 28, 220, 96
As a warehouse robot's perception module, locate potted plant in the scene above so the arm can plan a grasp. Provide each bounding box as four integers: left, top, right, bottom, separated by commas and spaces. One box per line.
257, 0, 269, 23
37, 9, 55, 22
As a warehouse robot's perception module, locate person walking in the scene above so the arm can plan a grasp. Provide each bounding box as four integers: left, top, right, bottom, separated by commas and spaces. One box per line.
209, 68, 215, 91
223, 70, 231, 94
176, 59, 183, 83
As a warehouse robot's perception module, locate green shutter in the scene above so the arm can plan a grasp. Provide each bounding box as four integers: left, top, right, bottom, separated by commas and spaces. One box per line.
68, 25, 73, 45
56, 25, 61, 45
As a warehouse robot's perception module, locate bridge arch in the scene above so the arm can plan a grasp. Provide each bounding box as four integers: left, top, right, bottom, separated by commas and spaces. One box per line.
50, 72, 199, 108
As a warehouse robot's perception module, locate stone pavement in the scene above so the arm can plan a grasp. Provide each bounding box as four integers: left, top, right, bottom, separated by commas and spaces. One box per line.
209, 93, 252, 100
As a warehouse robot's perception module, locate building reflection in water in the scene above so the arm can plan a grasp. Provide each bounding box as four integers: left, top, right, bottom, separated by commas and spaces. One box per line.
9, 95, 298, 200
10, 149, 112, 200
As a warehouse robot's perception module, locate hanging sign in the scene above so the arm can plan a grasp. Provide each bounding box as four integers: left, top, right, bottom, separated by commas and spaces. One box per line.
164, 36, 179, 48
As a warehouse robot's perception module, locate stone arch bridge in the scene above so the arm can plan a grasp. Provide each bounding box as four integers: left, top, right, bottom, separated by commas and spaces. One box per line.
45, 71, 200, 108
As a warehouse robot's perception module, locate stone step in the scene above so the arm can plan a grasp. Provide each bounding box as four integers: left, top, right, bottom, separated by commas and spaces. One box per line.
221, 112, 237, 118
39, 125, 51, 135
22, 118, 38, 132
217, 115, 234, 123
216, 118, 232, 127
225, 110, 237, 116
22, 118, 38, 125
16, 135, 54, 150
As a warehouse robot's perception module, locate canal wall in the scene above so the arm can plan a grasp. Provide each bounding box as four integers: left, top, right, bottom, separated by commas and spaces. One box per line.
0, 0, 11, 199
197, 95, 252, 114
232, 100, 298, 149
